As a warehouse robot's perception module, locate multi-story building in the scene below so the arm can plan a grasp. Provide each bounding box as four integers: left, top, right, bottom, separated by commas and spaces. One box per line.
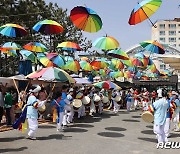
152, 18, 180, 49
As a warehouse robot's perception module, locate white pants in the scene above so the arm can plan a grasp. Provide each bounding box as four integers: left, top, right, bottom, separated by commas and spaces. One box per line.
28, 118, 38, 137
57, 112, 64, 130
78, 105, 86, 118
90, 101, 95, 114
62, 105, 72, 125
127, 101, 132, 111
134, 100, 138, 108
113, 101, 119, 113
142, 101, 148, 111
98, 102, 103, 114
67, 106, 74, 123
173, 112, 180, 130
164, 118, 171, 138
154, 123, 167, 143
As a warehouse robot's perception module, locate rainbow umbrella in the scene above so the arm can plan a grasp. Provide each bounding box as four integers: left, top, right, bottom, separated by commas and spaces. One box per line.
33, 19, 64, 34
37, 53, 54, 67
90, 60, 109, 70
113, 71, 124, 78
93, 36, 119, 50
124, 71, 132, 79
0, 48, 17, 56
1, 42, 21, 56
80, 61, 93, 71
57, 41, 81, 51
110, 59, 124, 70
64, 60, 80, 72
70, 6, 102, 33
107, 49, 129, 60
20, 50, 37, 63
26, 67, 75, 83
0, 24, 28, 37
132, 58, 143, 67
46, 53, 65, 67
134, 52, 145, 59
128, 0, 162, 26
140, 40, 165, 54
23, 42, 47, 52
99, 69, 107, 77
122, 59, 133, 67
64, 56, 74, 62
93, 81, 121, 90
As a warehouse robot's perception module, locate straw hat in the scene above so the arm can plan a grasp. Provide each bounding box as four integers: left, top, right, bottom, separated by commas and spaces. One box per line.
93, 94, 101, 102
72, 99, 82, 108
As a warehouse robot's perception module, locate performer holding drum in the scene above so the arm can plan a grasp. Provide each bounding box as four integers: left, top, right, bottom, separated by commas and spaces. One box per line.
26, 85, 48, 140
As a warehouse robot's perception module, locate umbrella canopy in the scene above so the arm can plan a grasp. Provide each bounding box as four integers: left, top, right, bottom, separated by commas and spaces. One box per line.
124, 71, 132, 79
70, 6, 102, 33
93, 81, 121, 90
64, 60, 80, 72
140, 40, 165, 54
93, 36, 119, 50
1, 42, 21, 56
80, 61, 93, 71
122, 59, 133, 67
132, 58, 144, 67
20, 50, 37, 63
0, 23, 28, 37
23, 42, 47, 52
128, 0, 162, 25
80, 57, 89, 62
111, 71, 124, 78
73, 77, 92, 84
110, 59, 124, 70
46, 53, 65, 67
64, 56, 74, 62
0, 48, 17, 56
107, 49, 129, 60
90, 60, 109, 70
57, 41, 81, 51
37, 53, 54, 67
26, 67, 75, 83
134, 52, 145, 59
33, 19, 64, 34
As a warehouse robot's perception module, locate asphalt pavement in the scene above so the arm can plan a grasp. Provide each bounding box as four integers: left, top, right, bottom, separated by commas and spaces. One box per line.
0, 109, 179, 154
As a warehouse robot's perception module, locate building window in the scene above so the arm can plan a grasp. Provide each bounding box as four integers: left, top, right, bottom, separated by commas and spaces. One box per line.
159, 38, 165, 42
168, 24, 176, 28
159, 24, 165, 28
159, 31, 165, 35
169, 38, 176, 42
169, 31, 176, 35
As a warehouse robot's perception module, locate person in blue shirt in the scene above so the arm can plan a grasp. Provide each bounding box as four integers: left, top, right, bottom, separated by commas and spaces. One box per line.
153, 90, 169, 143
126, 91, 133, 112
26, 85, 47, 140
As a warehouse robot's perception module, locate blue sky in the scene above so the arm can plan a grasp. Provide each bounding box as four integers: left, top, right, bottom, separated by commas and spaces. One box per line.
45, 0, 180, 51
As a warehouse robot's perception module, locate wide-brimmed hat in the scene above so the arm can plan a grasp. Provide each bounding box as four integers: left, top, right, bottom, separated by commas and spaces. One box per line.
172, 91, 178, 96
29, 85, 41, 93
82, 96, 90, 105
72, 99, 82, 108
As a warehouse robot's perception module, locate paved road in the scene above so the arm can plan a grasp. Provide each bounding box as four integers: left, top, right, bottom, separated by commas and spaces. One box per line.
0, 110, 179, 154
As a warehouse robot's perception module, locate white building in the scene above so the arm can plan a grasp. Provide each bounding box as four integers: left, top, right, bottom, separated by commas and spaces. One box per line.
152, 18, 180, 49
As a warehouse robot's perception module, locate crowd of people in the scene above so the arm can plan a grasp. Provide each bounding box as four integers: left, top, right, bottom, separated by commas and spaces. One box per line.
0, 83, 179, 142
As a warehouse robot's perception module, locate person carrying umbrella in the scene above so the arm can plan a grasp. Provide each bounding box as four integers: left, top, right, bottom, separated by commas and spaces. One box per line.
26, 85, 47, 140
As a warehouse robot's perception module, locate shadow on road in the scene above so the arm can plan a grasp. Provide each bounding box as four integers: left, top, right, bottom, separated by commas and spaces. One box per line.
37, 134, 72, 140
146, 125, 153, 129
0, 147, 28, 153
138, 137, 157, 143
132, 116, 141, 118
64, 128, 88, 133
122, 119, 140, 122
70, 124, 94, 128
141, 130, 154, 135
0, 136, 24, 142
118, 111, 129, 114
97, 132, 125, 138
39, 125, 56, 129
169, 133, 180, 138
105, 127, 127, 132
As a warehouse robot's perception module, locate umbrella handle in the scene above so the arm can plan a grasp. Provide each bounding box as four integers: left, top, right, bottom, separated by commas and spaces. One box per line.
13, 79, 20, 95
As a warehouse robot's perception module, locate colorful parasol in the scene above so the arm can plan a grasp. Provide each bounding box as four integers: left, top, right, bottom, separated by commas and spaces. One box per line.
90, 60, 109, 70
70, 6, 102, 33
23, 42, 47, 52
80, 57, 89, 62
1, 42, 21, 56
33, 19, 64, 34
93, 81, 121, 90
132, 58, 143, 67
26, 67, 75, 83
112, 71, 124, 78
124, 71, 132, 79
46, 53, 65, 67
64, 60, 80, 72
57, 41, 81, 51
110, 59, 124, 70
20, 50, 37, 63
37, 53, 54, 67
122, 59, 133, 67
93, 36, 119, 50
128, 0, 162, 26
107, 49, 129, 60
80, 61, 93, 71
140, 40, 165, 54
0, 24, 28, 37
